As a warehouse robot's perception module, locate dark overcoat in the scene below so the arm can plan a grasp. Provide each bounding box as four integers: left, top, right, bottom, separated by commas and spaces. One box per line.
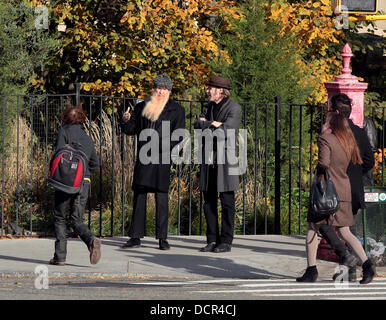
347, 119, 375, 213
121, 98, 185, 192
194, 98, 242, 193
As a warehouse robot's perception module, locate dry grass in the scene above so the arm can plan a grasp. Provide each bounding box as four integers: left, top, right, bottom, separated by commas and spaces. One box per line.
84, 110, 135, 204
2, 109, 277, 236
2, 115, 48, 230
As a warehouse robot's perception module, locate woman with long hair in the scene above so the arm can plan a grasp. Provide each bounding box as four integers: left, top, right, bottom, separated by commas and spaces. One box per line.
297, 111, 376, 284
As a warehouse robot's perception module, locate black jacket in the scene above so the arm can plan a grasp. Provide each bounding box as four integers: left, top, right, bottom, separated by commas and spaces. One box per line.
347, 120, 375, 213
362, 117, 378, 186
121, 98, 185, 192
54, 124, 100, 178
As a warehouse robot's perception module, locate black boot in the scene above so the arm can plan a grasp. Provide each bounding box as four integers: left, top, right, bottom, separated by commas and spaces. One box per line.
360, 259, 376, 285
159, 239, 170, 250
340, 250, 358, 268
318, 225, 357, 267
332, 266, 357, 282
296, 266, 318, 282
348, 266, 357, 282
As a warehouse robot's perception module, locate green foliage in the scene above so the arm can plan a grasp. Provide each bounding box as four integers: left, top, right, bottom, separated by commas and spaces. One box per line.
205, 0, 317, 235
210, 0, 313, 104
0, 1, 58, 171
0, 0, 58, 95
337, 13, 386, 106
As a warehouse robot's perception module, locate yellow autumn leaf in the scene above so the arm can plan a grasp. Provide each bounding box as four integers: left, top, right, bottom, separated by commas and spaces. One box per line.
82, 83, 91, 91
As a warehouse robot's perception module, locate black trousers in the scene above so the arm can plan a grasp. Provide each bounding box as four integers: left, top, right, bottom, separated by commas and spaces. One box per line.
129, 189, 169, 239
53, 181, 94, 262
203, 166, 236, 245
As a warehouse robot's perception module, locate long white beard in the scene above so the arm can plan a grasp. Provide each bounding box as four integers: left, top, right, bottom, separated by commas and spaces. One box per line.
142, 91, 170, 122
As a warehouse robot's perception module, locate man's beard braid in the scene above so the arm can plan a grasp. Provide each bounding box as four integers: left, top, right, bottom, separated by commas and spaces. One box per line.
142, 91, 170, 122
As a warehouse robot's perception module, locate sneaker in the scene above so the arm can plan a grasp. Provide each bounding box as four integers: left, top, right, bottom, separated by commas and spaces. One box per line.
121, 238, 141, 248
89, 237, 102, 265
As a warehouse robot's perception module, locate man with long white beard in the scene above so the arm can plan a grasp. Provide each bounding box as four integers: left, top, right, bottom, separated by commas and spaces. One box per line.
120, 74, 185, 250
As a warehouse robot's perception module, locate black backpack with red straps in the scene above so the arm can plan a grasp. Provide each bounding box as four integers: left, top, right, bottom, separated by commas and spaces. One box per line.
48, 128, 88, 194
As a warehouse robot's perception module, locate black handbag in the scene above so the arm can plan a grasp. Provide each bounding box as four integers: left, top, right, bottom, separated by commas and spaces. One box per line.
309, 168, 340, 222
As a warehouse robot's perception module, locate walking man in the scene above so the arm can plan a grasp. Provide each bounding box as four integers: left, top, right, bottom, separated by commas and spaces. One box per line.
194, 75, 242, 253
121, 74, 185, 250
50, 105, 101, 266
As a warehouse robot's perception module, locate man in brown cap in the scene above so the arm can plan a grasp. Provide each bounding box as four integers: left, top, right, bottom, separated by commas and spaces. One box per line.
194, 75, 242, 253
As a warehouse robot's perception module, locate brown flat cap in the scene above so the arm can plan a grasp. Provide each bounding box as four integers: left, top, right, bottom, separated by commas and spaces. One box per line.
207, 75, 231, 90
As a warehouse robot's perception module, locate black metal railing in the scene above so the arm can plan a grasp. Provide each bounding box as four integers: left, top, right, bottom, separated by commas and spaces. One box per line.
0, 92, 384, 237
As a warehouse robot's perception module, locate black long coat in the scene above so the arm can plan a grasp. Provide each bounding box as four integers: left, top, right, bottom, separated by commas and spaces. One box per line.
194, 98, 242, 192
347, 119, 375, 213
121, 98, 185, 193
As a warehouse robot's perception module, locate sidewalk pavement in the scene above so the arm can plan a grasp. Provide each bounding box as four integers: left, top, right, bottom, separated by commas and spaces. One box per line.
0, 235, 385, 280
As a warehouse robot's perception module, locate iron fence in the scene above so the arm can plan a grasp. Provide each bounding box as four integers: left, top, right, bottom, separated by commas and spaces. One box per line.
0, 92, 384, 237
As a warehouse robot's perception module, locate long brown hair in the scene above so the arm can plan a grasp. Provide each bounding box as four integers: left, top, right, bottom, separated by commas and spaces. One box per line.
326, 112, 363, 165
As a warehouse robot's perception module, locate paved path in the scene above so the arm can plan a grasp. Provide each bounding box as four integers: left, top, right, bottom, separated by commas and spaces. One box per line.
0, 235, 385, 301
0, 235, 337, 278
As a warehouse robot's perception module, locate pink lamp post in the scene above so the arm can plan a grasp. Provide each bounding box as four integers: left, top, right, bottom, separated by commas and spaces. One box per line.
324, 43, 368, 128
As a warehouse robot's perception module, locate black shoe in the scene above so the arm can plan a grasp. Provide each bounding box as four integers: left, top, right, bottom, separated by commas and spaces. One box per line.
213, 243, 231, 253
332, 266, 357, 282
49, 258, 65, 266
200, 242, 217, 252
159, 239, 170, 250
296, 266, 318, 282
121, 238, 141, 248
360, 259, 376, 285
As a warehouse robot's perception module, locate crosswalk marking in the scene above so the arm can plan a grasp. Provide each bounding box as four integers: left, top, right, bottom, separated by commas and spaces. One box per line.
196, 286, 386, 294
135, 277, 386, 286
134, 278, 386, 299
258, 292, 386, 297
239, 281, 386, 287
193, 278, 386, 299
